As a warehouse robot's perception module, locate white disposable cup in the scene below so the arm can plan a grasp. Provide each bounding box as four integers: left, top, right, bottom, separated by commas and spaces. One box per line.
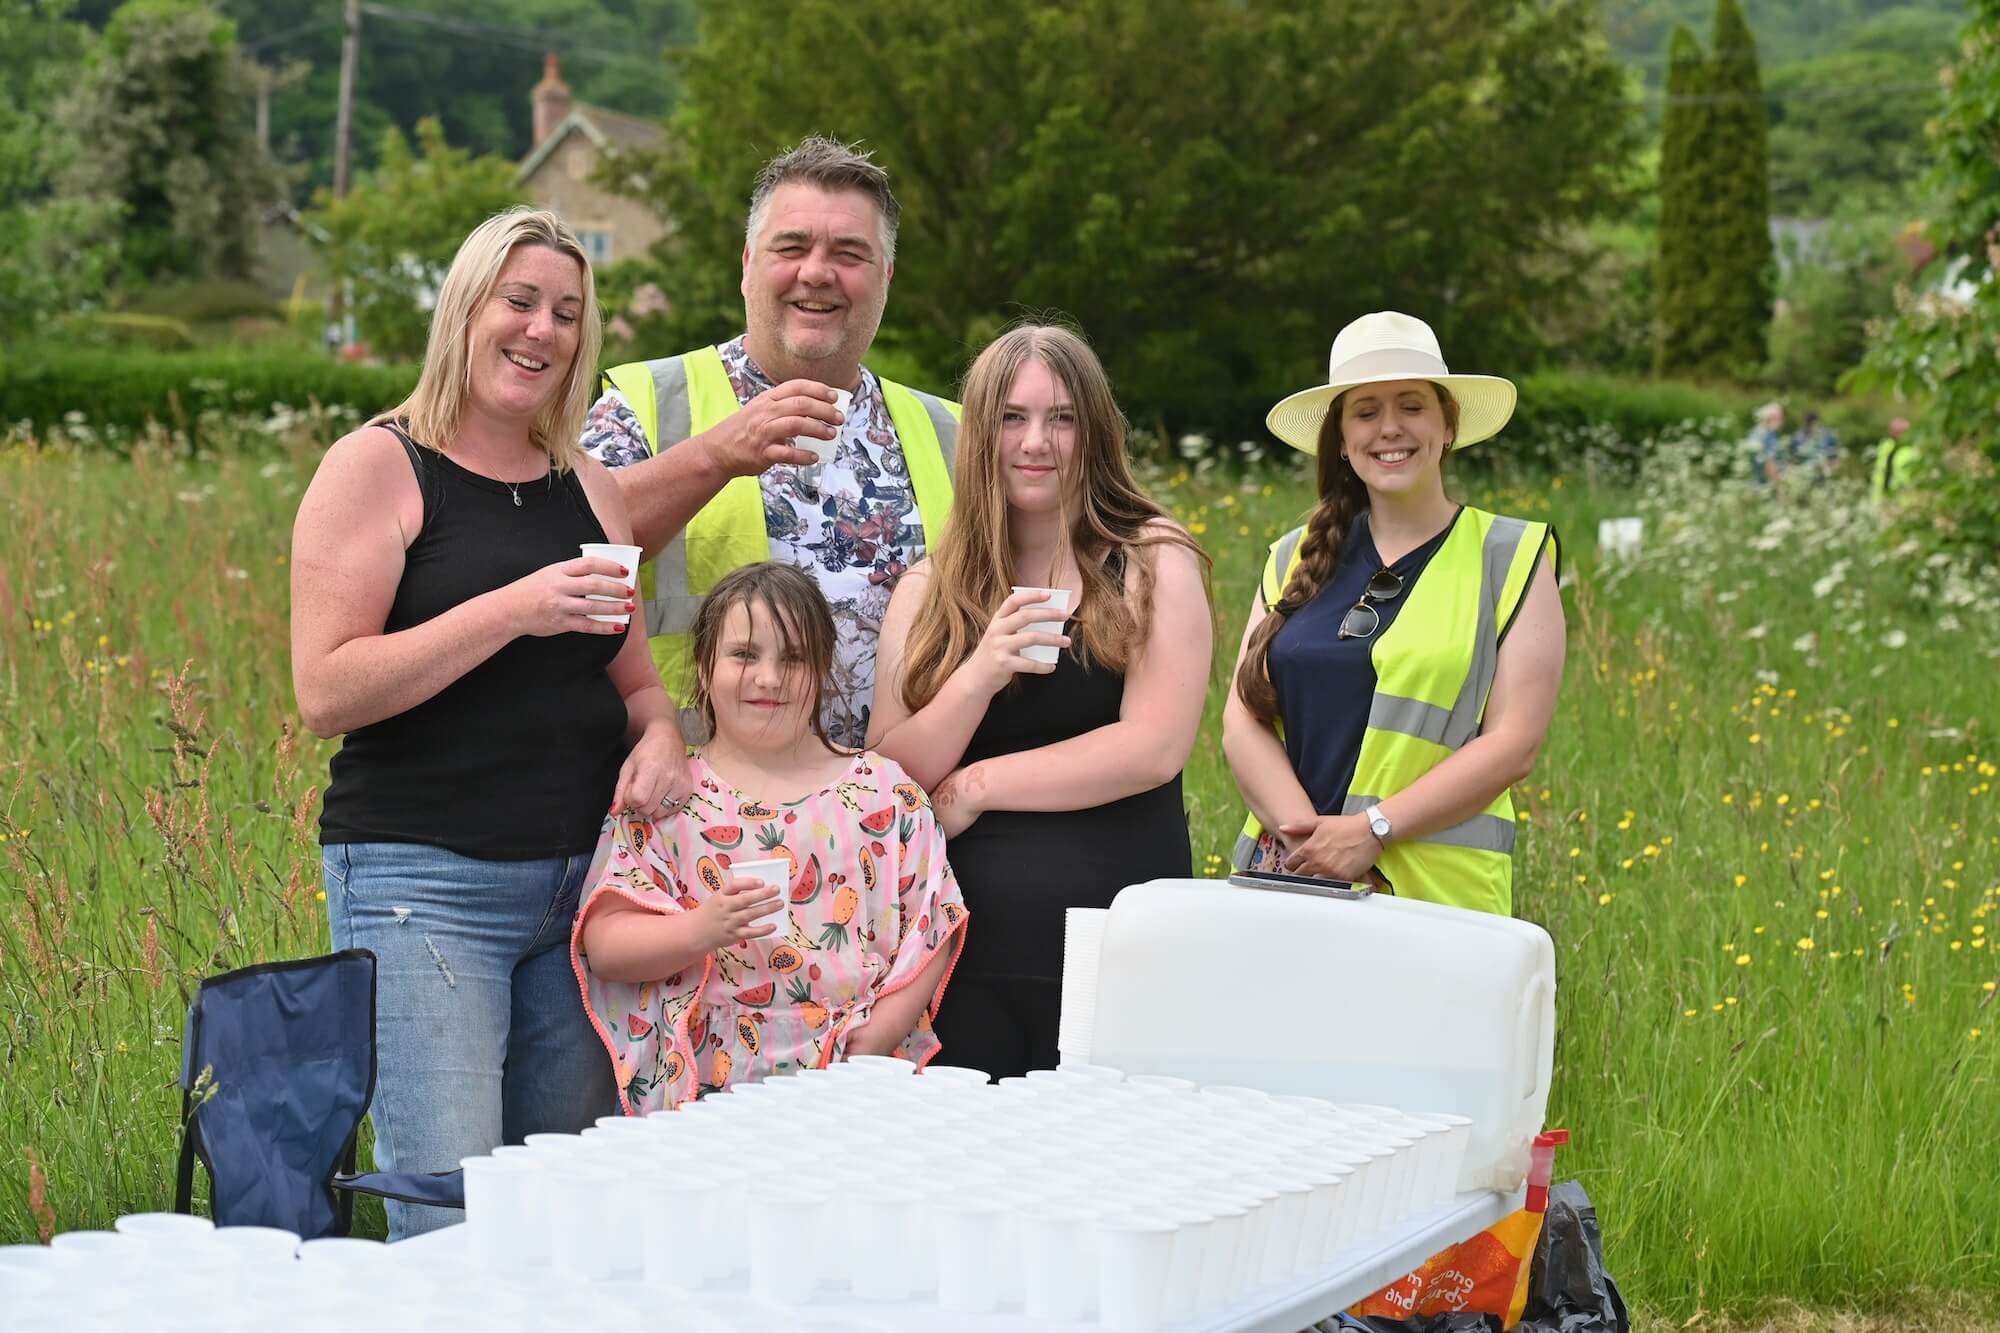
48, 1230, 131, 1259
1011, 585, 1072, 665
295, 1236, 392, 1272
748, 1186, 827, 1304
113, 1213, 214, 1249
209, 1225, 301, 1265
1407, 1111, 1474, 1196
792, 388, 851, 465
1124, 1074, 1196, 1096
849, 1185, 921, 1301
933, 1195, 1007, 1313
644, 1169, 723, 1286
1176, 1193, 1247, 1314
461, 1153, 545, 1272
579, 542, 641, 624
727, 856, 791, 935
1020, 1204, 1094, 1322
920, 1064, 992, 1088
845, 1054, 917, 1078
545, 1162, 621, 1281
1056, 1061, 1124, 1083
1097, 1213, 1180, 1332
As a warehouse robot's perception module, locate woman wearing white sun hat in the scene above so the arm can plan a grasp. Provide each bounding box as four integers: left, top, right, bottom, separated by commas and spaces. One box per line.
1221, 312, 1565, 916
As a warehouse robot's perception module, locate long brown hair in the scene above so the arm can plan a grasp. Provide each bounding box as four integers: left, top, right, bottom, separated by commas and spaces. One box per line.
1234, 384, 1461, 724
900, 324, 1208, 710
689, 562, 845, 753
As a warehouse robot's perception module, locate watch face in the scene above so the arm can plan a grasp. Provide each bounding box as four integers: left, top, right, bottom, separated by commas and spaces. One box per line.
1371, 816, 1391, 837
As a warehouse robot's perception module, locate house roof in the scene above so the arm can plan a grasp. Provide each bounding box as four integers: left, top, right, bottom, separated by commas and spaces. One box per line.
516, 104, 662, 184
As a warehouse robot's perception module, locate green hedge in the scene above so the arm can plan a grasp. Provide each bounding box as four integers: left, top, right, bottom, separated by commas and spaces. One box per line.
0, 347, 418, 442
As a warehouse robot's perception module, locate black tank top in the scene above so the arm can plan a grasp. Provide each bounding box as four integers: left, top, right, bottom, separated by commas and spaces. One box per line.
318, 430, 627, 860
943, 552, 1194, 981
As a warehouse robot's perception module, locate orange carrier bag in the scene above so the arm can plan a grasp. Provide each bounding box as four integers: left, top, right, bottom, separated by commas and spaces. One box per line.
1348, 1130, 1569, 1327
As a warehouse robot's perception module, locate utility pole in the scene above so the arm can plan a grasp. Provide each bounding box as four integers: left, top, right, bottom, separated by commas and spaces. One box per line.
330, 0, 361, 352
332, 0, 361, 198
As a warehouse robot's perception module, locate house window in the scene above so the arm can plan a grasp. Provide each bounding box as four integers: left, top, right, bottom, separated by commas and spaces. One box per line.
578, 228, 613, 265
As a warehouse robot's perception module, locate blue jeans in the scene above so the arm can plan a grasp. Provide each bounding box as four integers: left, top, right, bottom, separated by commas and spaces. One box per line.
322, 841, 615, 1239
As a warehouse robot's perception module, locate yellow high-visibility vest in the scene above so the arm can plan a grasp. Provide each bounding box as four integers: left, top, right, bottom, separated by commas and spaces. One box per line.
601, 345, 958, 705
1234, 506, 1552, 916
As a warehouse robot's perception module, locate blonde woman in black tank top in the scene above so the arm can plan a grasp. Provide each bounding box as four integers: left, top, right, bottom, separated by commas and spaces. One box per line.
868, 325, 1212, 1078
290, 209, 689, 1239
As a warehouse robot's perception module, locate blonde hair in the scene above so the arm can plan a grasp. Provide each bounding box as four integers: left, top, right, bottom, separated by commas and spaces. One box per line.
900, 324, 1208, 710
372, 207, 601, 469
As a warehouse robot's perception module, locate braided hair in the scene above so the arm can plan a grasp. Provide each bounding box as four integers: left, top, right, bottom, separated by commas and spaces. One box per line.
1233, 385, 1460, 725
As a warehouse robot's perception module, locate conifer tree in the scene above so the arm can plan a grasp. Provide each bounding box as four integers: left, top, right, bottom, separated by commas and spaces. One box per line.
1653, 24, 1713, 376
1702, 0, 1774, 376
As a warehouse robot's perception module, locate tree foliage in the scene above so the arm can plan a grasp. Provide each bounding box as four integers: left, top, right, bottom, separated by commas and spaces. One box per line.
1653, 1, 1773, 380
52, 0, 275, 283
616, 0, 1638, 433
1767, 206, 1901, 396
303, 118, 526, 360
1654, 25, 1714, 375
211, 0, 694, 195
1856, 1, 2000, 559
0, 0, 121, 335
1704, 0, 1776, 373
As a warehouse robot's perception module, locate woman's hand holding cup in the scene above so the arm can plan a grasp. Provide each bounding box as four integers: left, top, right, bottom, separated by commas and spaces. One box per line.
959, 587, 1072, 695
504, 555, 635, 637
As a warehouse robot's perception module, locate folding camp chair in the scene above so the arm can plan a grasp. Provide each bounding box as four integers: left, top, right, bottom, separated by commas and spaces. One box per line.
173, 948, 465, 1239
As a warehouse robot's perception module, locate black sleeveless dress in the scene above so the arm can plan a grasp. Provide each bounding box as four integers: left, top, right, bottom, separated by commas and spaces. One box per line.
931, 568, 1194, 1078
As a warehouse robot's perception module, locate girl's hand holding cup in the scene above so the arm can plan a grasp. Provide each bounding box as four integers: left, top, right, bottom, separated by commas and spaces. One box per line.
694, 873, 784, 950
961, 587, 1072, 694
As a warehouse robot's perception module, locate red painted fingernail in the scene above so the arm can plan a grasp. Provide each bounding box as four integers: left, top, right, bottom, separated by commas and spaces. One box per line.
619, 565, 629, 576
625, 601, 636, 611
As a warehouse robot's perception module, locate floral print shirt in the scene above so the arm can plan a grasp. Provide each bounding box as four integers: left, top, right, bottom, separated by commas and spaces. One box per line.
570, 750, 967, 1114
581, 336, 927, 748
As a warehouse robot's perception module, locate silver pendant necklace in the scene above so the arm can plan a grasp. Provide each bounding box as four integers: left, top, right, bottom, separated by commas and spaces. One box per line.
507, 481, 523, 508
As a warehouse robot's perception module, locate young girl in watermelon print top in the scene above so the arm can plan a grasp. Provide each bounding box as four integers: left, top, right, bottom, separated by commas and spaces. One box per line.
571, 562, 967, 1114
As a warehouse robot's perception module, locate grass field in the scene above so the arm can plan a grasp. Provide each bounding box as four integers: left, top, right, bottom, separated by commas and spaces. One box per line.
2, 420, 1996, 1320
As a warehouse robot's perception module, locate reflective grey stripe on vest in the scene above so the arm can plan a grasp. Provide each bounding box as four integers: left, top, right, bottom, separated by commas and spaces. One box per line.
906, 386, 959, 476
640, 355, 701, 637
1369, 514, 1531, 753
1344, 793, 1518, 855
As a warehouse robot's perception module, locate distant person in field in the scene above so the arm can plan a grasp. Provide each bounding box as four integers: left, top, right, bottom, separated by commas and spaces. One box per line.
868, 325, 1211, 1079
1789, 409, 1840, 482
1750, 401, 1786, 487
1223, 311, 1565, 918
573, 563, 966, 1112
290, 208, 689, 1238
581, 135, 960, 749
1872, 416, 1921, 507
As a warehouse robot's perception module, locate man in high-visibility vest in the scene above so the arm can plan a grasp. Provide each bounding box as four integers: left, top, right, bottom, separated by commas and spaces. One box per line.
581, 136, 959, 748
1872, 416, 1920, 505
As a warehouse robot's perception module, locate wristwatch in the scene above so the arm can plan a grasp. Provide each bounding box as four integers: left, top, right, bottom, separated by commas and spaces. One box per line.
1364, 804, 1393, 845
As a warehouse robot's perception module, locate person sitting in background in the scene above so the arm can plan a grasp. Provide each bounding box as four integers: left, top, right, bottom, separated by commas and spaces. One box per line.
1789, 410, 1839, 481
290, 208, 688, 1239
573, 562, 966, 1113
1222, 311, 1564, 918
1750, 401, 1786, 487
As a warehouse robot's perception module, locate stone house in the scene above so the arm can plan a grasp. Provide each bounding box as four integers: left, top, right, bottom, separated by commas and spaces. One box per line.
516, 54, 664, 267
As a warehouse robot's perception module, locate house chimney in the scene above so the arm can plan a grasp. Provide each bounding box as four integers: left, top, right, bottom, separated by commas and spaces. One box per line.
532, 52, 572, 147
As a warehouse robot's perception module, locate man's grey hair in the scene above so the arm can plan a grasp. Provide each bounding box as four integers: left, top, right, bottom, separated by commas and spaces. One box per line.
744, 135, 901, 263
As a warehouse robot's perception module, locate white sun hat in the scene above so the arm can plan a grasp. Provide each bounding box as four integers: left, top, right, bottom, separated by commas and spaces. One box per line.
1266, 311, 1518, 454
